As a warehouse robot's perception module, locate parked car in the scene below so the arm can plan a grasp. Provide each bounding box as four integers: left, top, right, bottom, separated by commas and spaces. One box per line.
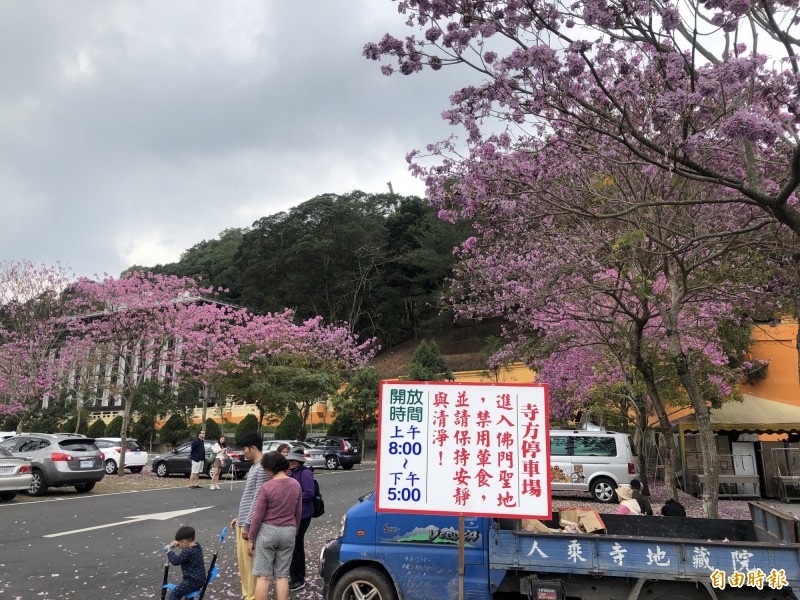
221, 444, 252, 479
0, 446, 33, 502
0, 433, 105, 496
306, 435, 361, 470
262, 440, 325, 469
549, 427, 639, 502
94, 438, 149, 474
152, 440, 240, 479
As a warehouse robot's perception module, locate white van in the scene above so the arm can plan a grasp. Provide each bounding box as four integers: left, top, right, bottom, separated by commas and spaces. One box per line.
549, 428, 639, 503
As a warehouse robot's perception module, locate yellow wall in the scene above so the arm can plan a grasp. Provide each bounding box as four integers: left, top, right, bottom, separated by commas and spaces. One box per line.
741, 322, 800, 406
452, 363, 536, 383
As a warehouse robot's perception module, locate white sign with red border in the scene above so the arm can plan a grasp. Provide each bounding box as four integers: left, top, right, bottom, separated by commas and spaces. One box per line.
376, 381, 551, 518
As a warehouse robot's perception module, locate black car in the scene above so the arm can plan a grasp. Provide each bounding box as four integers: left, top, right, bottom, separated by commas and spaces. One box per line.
306, 436, 361, 470
152, 441, 248, 479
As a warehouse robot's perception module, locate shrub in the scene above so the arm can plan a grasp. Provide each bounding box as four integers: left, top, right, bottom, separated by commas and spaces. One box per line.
87, 419, 107, 438
104, 415, 124, 437
407, 339, 453, 381
204, 418, 222, 440
274, 411, 302, 440
159, 414, 190, 446
235, 414, 259, 443
61, 414, 88, 435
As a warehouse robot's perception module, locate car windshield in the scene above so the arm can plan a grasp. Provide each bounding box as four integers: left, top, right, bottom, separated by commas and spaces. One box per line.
0, 446, 11, 457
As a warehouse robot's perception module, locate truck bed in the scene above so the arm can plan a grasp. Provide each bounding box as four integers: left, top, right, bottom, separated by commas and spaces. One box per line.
492, 506, 800, 592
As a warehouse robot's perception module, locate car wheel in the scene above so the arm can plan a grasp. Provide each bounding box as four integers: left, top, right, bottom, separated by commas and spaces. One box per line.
0, 491, 16, 502
207, 464, 215, 479
129, 466, 143, 474
332, 567, 397, 600
342, 464, 354, 470
591, 476, 617, 503
155, 462, 169, 477
326, 456, 340, 470
104, 459, 118, 475
28, 469, 48, 496
75, 482, 95, 493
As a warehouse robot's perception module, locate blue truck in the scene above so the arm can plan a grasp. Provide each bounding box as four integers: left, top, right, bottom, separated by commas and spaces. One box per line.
321, 494, 800, 599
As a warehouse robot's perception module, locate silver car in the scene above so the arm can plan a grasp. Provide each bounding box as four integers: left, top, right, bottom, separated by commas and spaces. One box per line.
0, 433, 105, 496
0, 446, 33, 502
262, 440, 325, 470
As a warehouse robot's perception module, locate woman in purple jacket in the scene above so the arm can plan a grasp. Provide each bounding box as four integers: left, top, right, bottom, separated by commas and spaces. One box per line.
247, 451, 302, 600
286, 446, 315, 592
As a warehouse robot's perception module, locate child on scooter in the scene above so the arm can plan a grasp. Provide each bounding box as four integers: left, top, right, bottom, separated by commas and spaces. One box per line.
165, 526, 205, 600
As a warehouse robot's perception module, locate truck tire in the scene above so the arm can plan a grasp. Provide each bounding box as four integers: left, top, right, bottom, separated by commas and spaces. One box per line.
590, 476, 617, 503
332, 567, 397, 600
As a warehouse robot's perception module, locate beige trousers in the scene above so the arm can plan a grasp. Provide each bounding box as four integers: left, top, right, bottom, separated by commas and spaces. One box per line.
236, 525, 257, 600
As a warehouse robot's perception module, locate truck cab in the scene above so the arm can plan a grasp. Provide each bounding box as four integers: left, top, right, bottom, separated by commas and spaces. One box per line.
321, 490, 492, 600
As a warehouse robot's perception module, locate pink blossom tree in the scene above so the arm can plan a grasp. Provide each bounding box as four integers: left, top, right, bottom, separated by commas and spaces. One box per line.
175, 299, 257, 425
439, 136, 780, 515
367, 0, 800, 233
0, 261, 75, 424
221, 310, 379, 439
66, 272, 231, 473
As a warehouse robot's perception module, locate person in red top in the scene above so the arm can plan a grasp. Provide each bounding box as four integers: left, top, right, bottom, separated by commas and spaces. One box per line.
247, 451, 302, 600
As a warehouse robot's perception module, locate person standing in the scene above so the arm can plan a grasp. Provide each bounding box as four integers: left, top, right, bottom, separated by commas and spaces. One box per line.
287, 446, 314, 591
188, 430, 206, 489
247, 451, 302, 600
210, 435, 227, 491
229, 432, 268, 600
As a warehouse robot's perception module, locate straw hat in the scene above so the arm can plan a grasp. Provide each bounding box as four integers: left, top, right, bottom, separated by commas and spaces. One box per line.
615, 484, 633, 501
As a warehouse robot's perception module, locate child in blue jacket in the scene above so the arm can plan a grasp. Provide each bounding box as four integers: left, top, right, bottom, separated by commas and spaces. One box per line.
165, 526, 205, 600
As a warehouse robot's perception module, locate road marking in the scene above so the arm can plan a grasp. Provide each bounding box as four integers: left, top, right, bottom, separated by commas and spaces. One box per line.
43, 506, 213, 538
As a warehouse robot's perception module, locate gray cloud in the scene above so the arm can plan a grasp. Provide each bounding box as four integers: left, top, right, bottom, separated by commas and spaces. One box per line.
0, 0, 468, 277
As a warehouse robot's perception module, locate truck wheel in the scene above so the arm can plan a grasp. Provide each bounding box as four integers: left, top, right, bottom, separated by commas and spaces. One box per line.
326, 456, 340, 470
591, 477, 616, 503
332, 567, 397, 600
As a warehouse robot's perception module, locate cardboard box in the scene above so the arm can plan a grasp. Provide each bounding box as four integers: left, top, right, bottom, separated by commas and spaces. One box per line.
558, 508, 606, 534
521, 519, 557, 533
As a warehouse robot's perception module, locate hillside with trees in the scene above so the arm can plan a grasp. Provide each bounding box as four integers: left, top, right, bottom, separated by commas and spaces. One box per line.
138, 191, 472, 349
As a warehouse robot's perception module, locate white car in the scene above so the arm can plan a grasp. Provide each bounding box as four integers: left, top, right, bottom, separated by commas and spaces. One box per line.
94, 438, 149, 474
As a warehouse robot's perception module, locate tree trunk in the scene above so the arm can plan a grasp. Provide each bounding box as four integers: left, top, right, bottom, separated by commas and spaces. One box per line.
200, 384, 210, 425
630, 323, 679, 500
665, 329, 719, 517
118, 390, 135, 476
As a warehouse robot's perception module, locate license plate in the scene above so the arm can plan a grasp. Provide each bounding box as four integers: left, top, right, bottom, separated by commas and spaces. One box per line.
0, 466, 13, 474
80, 459, 94, 469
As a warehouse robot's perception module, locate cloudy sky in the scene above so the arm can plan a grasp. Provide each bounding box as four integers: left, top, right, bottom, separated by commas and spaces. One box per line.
1, 1, 465, 278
